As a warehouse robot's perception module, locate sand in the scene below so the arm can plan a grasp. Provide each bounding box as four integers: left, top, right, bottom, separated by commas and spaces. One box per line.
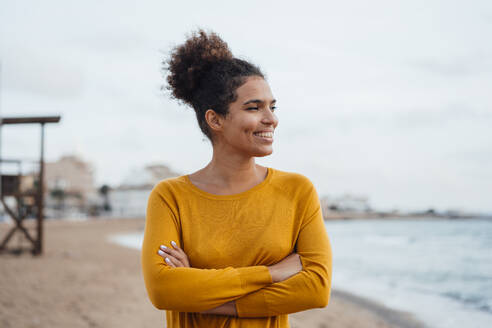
0, 218, 426, 328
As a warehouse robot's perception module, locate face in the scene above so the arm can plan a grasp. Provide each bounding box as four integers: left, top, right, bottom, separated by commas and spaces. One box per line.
209, 76, 279, 157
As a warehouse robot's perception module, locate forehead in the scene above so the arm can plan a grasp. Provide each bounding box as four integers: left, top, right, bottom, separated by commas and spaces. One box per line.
235, 76, 274, 102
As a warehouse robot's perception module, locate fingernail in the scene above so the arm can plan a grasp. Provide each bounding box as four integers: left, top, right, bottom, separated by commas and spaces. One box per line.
171, 241, 177, 247
160, 245, 167, 250
165, 257, 171, 263
158, 250, 164, 255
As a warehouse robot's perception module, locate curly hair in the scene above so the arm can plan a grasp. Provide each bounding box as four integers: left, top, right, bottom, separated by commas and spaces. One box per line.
163, 29, 265, 143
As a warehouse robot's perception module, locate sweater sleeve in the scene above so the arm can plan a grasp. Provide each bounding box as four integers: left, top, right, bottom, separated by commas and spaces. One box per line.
141, 184, 273, 312
234, 183, 332, 317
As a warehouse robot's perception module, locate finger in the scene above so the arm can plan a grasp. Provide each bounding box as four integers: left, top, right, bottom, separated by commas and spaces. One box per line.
170, 241, 190, 266
157, 250, 176, 267
160, 244, 188, 264
157, 249, 169, 261
170, 240, 183, 251
165, 255, 183, 267
157, 250, 184, 267
157, 250, 175, 263
170, 241, 187, 258
164, 256, 176, 267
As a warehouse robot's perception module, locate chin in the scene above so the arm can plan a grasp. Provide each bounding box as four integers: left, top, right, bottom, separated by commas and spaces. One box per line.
253, 148, 273, 157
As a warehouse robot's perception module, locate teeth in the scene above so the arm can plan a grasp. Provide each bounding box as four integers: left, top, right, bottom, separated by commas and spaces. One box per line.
254, 132, 273, 138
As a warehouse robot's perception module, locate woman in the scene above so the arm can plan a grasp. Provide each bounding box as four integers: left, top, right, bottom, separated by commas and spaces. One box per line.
141, 29, 332, 328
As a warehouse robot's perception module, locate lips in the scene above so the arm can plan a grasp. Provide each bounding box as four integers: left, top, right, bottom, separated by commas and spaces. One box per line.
253, 131, 274, 138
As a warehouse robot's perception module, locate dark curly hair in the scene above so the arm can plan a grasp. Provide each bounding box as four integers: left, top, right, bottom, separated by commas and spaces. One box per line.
163, 29, 265, 143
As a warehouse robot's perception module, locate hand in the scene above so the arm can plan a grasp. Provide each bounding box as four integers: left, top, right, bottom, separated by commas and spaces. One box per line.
267, 252, 303, 283
157, 240, 190, 268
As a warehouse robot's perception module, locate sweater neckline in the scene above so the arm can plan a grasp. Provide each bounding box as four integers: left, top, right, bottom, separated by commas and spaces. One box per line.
183, 167, 273, 200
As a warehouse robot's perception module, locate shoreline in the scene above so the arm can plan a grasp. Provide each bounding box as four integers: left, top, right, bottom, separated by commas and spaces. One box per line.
322, 211, 490, 220
323, 290, 426, 328
1, 218, 427, 328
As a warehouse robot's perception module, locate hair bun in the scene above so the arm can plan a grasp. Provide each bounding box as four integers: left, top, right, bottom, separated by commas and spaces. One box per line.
165, 29, 233, 106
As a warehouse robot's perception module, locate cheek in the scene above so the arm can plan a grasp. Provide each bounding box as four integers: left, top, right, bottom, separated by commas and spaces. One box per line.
244, 128, 254, 135
242, 119, 258, 134
227, 115, 257, 138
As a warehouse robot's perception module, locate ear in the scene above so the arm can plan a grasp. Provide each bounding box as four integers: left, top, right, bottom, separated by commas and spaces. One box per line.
205, 109, 224, 133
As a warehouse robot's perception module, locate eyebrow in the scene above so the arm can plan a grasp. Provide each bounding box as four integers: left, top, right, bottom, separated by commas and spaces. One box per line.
242, 99, 277, 105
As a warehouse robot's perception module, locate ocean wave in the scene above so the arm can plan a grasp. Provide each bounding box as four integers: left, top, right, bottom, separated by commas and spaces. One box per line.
442, 291, 492, 314
363, 235, 415, 245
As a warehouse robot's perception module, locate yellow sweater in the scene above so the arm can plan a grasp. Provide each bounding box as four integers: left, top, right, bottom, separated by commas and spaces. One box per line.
141, 167, 332, 327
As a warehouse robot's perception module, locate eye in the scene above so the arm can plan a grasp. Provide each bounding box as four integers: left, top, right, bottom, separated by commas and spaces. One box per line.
247, 107, 259, 111
270, 106, 277, 111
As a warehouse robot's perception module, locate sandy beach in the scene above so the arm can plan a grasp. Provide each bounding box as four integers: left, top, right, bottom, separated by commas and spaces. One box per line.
0, 218, 426, 328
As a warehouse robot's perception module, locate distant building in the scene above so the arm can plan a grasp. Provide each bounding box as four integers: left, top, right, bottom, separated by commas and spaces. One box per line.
45, 155, 95, 195
43, 154, 97, 218
109, 164, 180, 218
320, 194, 371, 213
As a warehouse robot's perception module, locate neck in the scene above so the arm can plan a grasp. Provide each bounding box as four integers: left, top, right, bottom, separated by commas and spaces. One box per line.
203, 146, 264, 188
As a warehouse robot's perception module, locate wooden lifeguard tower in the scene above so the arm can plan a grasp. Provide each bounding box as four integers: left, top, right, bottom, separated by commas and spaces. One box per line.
0, 116, 61, 256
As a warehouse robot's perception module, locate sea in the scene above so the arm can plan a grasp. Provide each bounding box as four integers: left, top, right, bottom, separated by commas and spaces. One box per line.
109, 217, 492, 328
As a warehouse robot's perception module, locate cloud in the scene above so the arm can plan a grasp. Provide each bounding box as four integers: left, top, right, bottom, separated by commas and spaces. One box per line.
407, 53, 492, 78
391, 103, 492, 130
1, 0, 491, 212
62, 29, 150, 55
0, 44, 86, 99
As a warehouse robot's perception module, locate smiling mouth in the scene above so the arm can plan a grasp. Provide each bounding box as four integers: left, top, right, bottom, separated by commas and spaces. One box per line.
253, 131, 274, 141
253, 131, 273, 138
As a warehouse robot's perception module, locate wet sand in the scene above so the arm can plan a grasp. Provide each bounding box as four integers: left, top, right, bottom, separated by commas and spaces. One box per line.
0, 218, 426, 328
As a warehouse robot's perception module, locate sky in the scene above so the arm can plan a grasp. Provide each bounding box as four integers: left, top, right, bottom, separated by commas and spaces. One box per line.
0, 0, 491, 213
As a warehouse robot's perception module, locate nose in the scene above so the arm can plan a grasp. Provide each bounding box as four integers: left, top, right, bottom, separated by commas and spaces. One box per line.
261, 108, 278, 127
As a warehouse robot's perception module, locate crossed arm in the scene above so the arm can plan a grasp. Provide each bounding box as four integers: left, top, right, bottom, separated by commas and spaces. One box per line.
211, 207, 332, 318
141, 188, 332, 317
